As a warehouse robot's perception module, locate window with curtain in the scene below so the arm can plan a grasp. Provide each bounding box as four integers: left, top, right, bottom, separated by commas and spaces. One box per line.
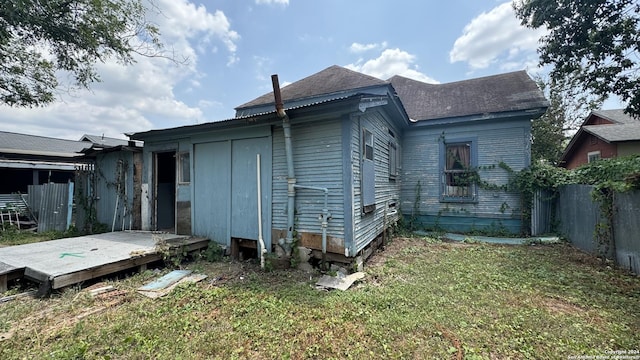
443, 143, 474, 199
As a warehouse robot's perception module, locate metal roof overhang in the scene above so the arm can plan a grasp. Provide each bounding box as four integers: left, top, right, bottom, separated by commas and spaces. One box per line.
0, 159, 81, 170
408, 107, 548, 128
131, 88, 411, 142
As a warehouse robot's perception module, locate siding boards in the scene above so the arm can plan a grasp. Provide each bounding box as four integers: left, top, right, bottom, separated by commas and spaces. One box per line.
402, 120, 529, 231
193, 141, 231, 245
94, 151, 136, 231
352, 110, 402, 254
193, 137, 272, 249
272, 118, 345, 243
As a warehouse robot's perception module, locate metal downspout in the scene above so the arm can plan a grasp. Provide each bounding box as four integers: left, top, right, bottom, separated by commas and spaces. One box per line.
272, 75, 296, 254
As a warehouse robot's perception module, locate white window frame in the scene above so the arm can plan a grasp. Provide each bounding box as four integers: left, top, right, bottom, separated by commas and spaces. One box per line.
363, 128, 374, 161
388, 140, 398, 180
177, 152, 191, 184
587, 151, 601, 163
440, 138, 478, 203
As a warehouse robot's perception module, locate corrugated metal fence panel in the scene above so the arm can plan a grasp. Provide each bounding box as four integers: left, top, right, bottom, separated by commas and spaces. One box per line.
27, 185, 42, 220
557, 185, 640, 274
556, 184, 600, 254
613, 191, 640, 274
30, 182, 73, 232
531, 189, 553, 235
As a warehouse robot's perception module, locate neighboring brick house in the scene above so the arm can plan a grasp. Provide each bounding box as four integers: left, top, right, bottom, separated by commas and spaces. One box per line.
560, 109, 640, 169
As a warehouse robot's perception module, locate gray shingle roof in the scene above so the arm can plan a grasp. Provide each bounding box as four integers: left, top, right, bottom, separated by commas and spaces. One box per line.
235, 65, 388, 110
583, 123, 640, 142
79, 134, 129, 147
591, 109, 639, 125
389, 71, 548, 121
0, 131, 90, 157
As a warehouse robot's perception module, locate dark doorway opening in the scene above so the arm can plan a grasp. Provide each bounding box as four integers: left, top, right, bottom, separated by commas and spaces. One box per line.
155, 151, 176, 232
0, 169, 75, 193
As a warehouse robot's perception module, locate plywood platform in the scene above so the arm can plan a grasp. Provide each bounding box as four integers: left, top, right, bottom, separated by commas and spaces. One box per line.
0, 231, 209, 295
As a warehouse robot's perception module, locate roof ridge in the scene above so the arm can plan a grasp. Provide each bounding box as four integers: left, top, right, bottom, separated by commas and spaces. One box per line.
0, 130, 90, 143
389, 70, 528, 87
235, 64, 388, 111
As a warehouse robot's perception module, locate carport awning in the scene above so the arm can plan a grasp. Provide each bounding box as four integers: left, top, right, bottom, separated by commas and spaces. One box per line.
0, 159, 79, 170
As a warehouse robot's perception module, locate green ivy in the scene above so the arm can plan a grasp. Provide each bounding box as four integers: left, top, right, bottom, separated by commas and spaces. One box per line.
511, 155, 640, 258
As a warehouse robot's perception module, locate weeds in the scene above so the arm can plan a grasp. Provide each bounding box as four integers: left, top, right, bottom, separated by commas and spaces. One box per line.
0, 238, 638, 359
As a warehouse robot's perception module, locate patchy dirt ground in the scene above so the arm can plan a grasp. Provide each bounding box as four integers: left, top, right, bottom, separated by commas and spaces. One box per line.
2, 236, 638, 360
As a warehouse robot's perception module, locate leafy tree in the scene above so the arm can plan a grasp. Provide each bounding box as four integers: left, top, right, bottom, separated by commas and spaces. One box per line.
531, 81, 566, 165
0, 0, 167, 107
514, 0, 640, 116
531, 76, 601, 165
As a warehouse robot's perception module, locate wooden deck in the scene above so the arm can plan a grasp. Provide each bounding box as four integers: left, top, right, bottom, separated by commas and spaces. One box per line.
0, 231, 209, 295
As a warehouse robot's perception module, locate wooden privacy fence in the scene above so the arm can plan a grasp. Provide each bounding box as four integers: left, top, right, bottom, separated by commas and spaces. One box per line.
27, 182, 74, 232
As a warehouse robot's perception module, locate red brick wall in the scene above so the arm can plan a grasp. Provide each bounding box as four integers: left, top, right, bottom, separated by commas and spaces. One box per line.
564, 133, 617, 169
584, 116, 614, 126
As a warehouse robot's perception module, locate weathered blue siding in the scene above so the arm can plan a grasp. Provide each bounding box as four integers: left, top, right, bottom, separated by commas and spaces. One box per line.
401, 118, 531, 233
193, 141, 231, 245
94, 151, 136, 230
191, 128, 272, 250
272, 118, 345, 249
351, 109, 403, 254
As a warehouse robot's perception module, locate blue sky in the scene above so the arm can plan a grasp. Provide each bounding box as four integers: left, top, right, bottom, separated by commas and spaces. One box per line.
0, 0, 609, 140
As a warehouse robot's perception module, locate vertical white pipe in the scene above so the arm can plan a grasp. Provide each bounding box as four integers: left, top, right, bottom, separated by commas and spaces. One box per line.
257, 154, 266, 269
112, 160, 121, 232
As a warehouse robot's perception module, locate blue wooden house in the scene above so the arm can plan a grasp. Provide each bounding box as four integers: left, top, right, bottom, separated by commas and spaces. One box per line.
130, 66, 547, 262
391, 71, 548, 233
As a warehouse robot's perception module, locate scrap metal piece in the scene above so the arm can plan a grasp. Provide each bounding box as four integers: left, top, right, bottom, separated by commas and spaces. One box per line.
315, 272, 365, 291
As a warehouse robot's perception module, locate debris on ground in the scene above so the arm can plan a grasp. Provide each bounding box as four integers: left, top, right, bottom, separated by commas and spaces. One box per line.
88, 286, 115, 297
315, 272, 365, 291
137, 270, 207, 299
0, 290, 36, 304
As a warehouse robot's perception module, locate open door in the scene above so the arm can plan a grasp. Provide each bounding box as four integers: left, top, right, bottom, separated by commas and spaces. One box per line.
154, 151, 176, 232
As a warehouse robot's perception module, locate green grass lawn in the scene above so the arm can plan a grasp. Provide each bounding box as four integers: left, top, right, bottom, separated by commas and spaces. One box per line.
0, 226, 72, 247
1, 236, 638, 359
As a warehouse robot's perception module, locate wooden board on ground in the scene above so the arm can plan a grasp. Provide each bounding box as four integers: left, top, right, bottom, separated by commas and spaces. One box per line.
0, 231, 209, 293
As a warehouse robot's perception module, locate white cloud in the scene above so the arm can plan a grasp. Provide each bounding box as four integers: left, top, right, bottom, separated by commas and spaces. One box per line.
151, 3, 240, 65
345, 48, 439, 84
255, 0, 289, 5
0, 0, 239, 139
253, 55, 273, 82
349, 41, 388, 53
449, 1, 547, 70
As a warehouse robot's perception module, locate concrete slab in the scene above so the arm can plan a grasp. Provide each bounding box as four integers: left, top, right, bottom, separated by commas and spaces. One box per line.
0, 231, 208, 293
